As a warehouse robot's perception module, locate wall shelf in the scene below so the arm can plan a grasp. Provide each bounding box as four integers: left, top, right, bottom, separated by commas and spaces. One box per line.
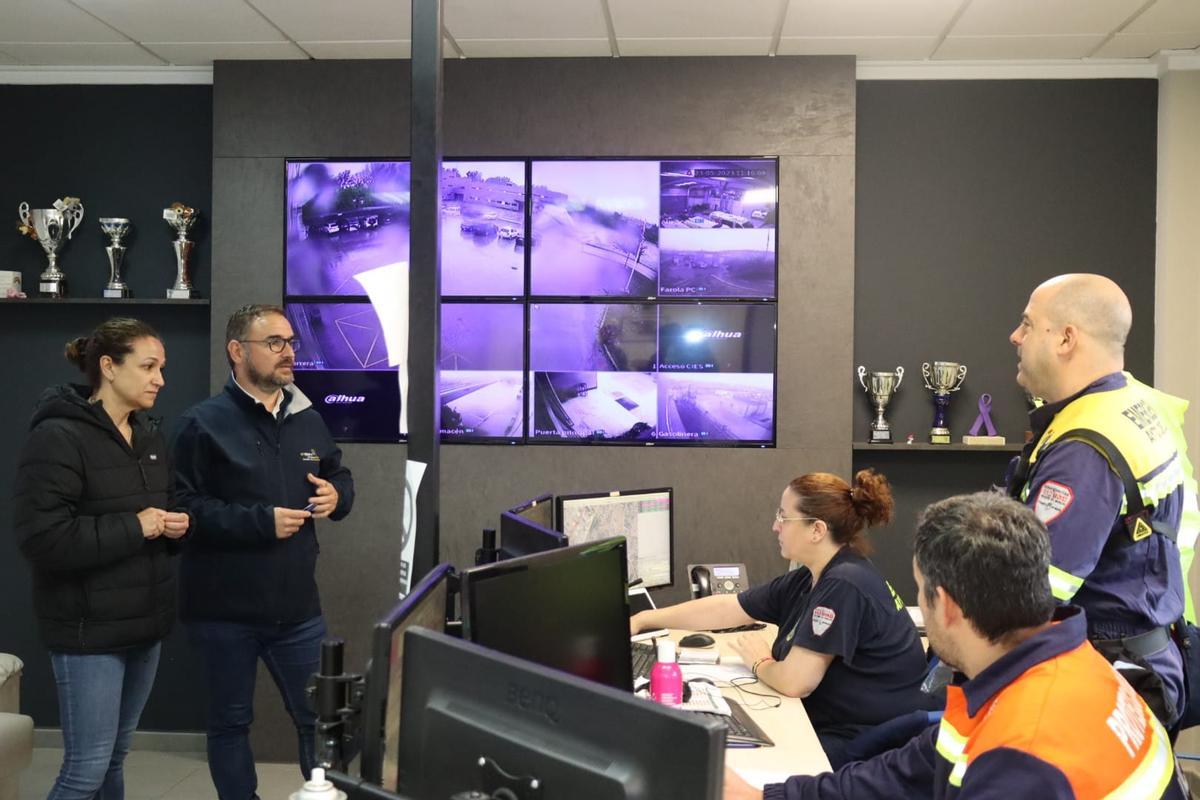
853, 442, 1023, 453
1, 298, 209, 306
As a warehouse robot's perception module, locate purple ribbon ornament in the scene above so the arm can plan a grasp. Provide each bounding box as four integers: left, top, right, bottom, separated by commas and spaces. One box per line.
968, 394, 998, 436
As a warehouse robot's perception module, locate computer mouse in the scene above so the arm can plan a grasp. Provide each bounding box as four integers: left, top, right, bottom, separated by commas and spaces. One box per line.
679, 633, 716, 648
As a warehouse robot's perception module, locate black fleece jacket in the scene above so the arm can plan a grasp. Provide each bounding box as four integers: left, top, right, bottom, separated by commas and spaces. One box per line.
170, 377, 354, 624
13, 384, 178, 653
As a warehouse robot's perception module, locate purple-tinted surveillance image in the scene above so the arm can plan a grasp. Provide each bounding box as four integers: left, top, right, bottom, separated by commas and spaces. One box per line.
659, 159, 777, 230
530, 161, 660, 297
440, 371, 524, 439
286, 302, 393, 371
530, 371, 657, 442
441, 161, 525, 297
659, 228, 775, 298
440, 303, 524, 440
286, 161, 410, 296
529, 303, 657, 372
658, 304, 776, 374
657, 373, 773, 443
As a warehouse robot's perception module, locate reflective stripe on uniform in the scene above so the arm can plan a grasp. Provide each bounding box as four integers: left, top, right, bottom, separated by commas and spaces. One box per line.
1048, 565, 1085, 601
1102, 714, 1175, 800
936, 718, 968, 787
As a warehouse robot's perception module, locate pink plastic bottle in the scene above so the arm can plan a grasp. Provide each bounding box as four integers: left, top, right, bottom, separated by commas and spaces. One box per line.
649, 639, 684, 705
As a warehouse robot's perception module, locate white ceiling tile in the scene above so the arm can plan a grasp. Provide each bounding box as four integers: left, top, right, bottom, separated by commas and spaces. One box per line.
953, 0, 1147, 36
618, 37, 772, 56
249, 0, 412, 41
74, 0, 285, 43
457, 38, 612, 58
142, 41, 309, 66
300, 40, 412, 59
1124, 0, 1200, 34
0, 42, 165, 65
608, 0, 780, 38
1093, 32, 1200, 58
777, 36, 940, 59
0, 0, 125, 42
446, 0, 609, 40
935, 34, 1107, 59
782, 0, 963, 38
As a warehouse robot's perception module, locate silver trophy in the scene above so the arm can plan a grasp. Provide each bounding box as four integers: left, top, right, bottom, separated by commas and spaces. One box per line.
857, 366, 904, 444
99, 218, 132, 298
163, 202, 198, 299
921, 361, 968, 444
17, 197, 85, 297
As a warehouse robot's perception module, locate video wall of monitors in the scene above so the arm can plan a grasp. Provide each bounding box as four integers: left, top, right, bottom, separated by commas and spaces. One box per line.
284, 157, 779, 446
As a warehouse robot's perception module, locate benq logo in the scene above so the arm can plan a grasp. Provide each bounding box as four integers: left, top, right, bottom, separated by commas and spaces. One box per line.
506, 682, 560, 724
324, 394, 366, 404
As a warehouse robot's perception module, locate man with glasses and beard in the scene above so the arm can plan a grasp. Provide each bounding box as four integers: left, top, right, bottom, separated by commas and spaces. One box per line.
171, 304, 355, 800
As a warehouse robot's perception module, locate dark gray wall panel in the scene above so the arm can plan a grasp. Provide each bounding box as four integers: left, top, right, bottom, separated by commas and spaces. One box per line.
209, 157, 286, 389
853, 79, 1156, 445
214, 56, 855, 760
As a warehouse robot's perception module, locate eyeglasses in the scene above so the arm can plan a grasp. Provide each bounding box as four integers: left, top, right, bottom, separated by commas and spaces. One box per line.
775, 510, 819, 525
240, 336, 301, 354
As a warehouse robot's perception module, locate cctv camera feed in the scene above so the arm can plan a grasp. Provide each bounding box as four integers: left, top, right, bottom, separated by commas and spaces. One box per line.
658, 159, 777, 299
285, 161, 411, 296
530, 161, 661, 297
440, 161, 526, 297
529, 302, 775, 444
284, 302, 402, 442
286, 160, 527, 298
440, 303, 525, 441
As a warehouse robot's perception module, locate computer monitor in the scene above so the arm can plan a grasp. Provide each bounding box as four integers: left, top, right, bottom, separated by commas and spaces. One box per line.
359, 563, 454, 791
509, 492, 555, 529
461, 537, 633, 691
397, 627, 725, 799
499, 506, 568, 559
556, 487, 674, 589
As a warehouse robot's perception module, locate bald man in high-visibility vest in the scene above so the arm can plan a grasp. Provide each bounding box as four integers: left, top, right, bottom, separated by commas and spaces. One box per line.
1003, 274, 1197, 728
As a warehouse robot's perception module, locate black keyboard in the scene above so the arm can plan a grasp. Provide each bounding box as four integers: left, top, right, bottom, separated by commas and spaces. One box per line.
631, 641, 657, 681
706, 622, 768, 634
694, 698, 774, 747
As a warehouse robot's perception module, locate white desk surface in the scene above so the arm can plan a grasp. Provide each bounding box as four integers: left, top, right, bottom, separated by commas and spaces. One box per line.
667, 627, 832, 781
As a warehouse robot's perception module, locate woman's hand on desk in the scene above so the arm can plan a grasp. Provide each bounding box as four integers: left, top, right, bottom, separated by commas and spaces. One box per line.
729, 632, 772, 671
722, 767, 764, 800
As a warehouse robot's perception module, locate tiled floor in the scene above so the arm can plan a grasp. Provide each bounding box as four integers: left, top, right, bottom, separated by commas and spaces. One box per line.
18, 748, 303, 800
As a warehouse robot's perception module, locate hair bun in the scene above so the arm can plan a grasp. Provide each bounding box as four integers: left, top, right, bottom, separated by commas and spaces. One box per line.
63, 336, 90, 369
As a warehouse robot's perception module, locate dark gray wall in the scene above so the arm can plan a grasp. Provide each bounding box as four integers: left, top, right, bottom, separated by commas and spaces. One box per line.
853, 79, 1158, 602
212, 56, 857, 759
0, 84, 213, 731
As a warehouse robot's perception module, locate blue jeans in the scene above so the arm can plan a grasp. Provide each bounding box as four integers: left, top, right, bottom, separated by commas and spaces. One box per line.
47, 642, 162, 800
187, 616, 326, 800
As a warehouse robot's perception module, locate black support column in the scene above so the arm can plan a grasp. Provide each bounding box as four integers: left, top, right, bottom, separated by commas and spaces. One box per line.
406, 0, 443, 583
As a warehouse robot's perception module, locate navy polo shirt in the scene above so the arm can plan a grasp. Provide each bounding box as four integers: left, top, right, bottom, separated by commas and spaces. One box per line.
738, 547, 931, 734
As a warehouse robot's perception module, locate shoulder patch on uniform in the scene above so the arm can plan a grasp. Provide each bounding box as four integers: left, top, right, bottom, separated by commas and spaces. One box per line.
811, 606, 836, 637
1034, 481, 1074, 524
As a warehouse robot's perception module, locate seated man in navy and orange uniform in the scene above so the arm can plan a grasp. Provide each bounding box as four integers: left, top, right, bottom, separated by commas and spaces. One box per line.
723, 491, 1188, 800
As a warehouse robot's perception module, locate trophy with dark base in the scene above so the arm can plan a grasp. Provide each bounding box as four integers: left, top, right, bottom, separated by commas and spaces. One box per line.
922, 361, 967, 444
17, 197, 85, 298
163, 202, 198, 299
100, 218, 132, 298
857, 365, 903, 444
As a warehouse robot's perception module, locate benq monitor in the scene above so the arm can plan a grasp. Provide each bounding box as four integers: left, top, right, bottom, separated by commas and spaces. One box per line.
461, 537, 632, 691
556, 488, 674, 589
397, 627, 725, 799
359, 563, 454, 791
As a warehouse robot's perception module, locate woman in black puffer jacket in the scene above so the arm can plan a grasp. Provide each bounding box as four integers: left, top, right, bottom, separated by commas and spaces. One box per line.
13, 317, 189, 800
